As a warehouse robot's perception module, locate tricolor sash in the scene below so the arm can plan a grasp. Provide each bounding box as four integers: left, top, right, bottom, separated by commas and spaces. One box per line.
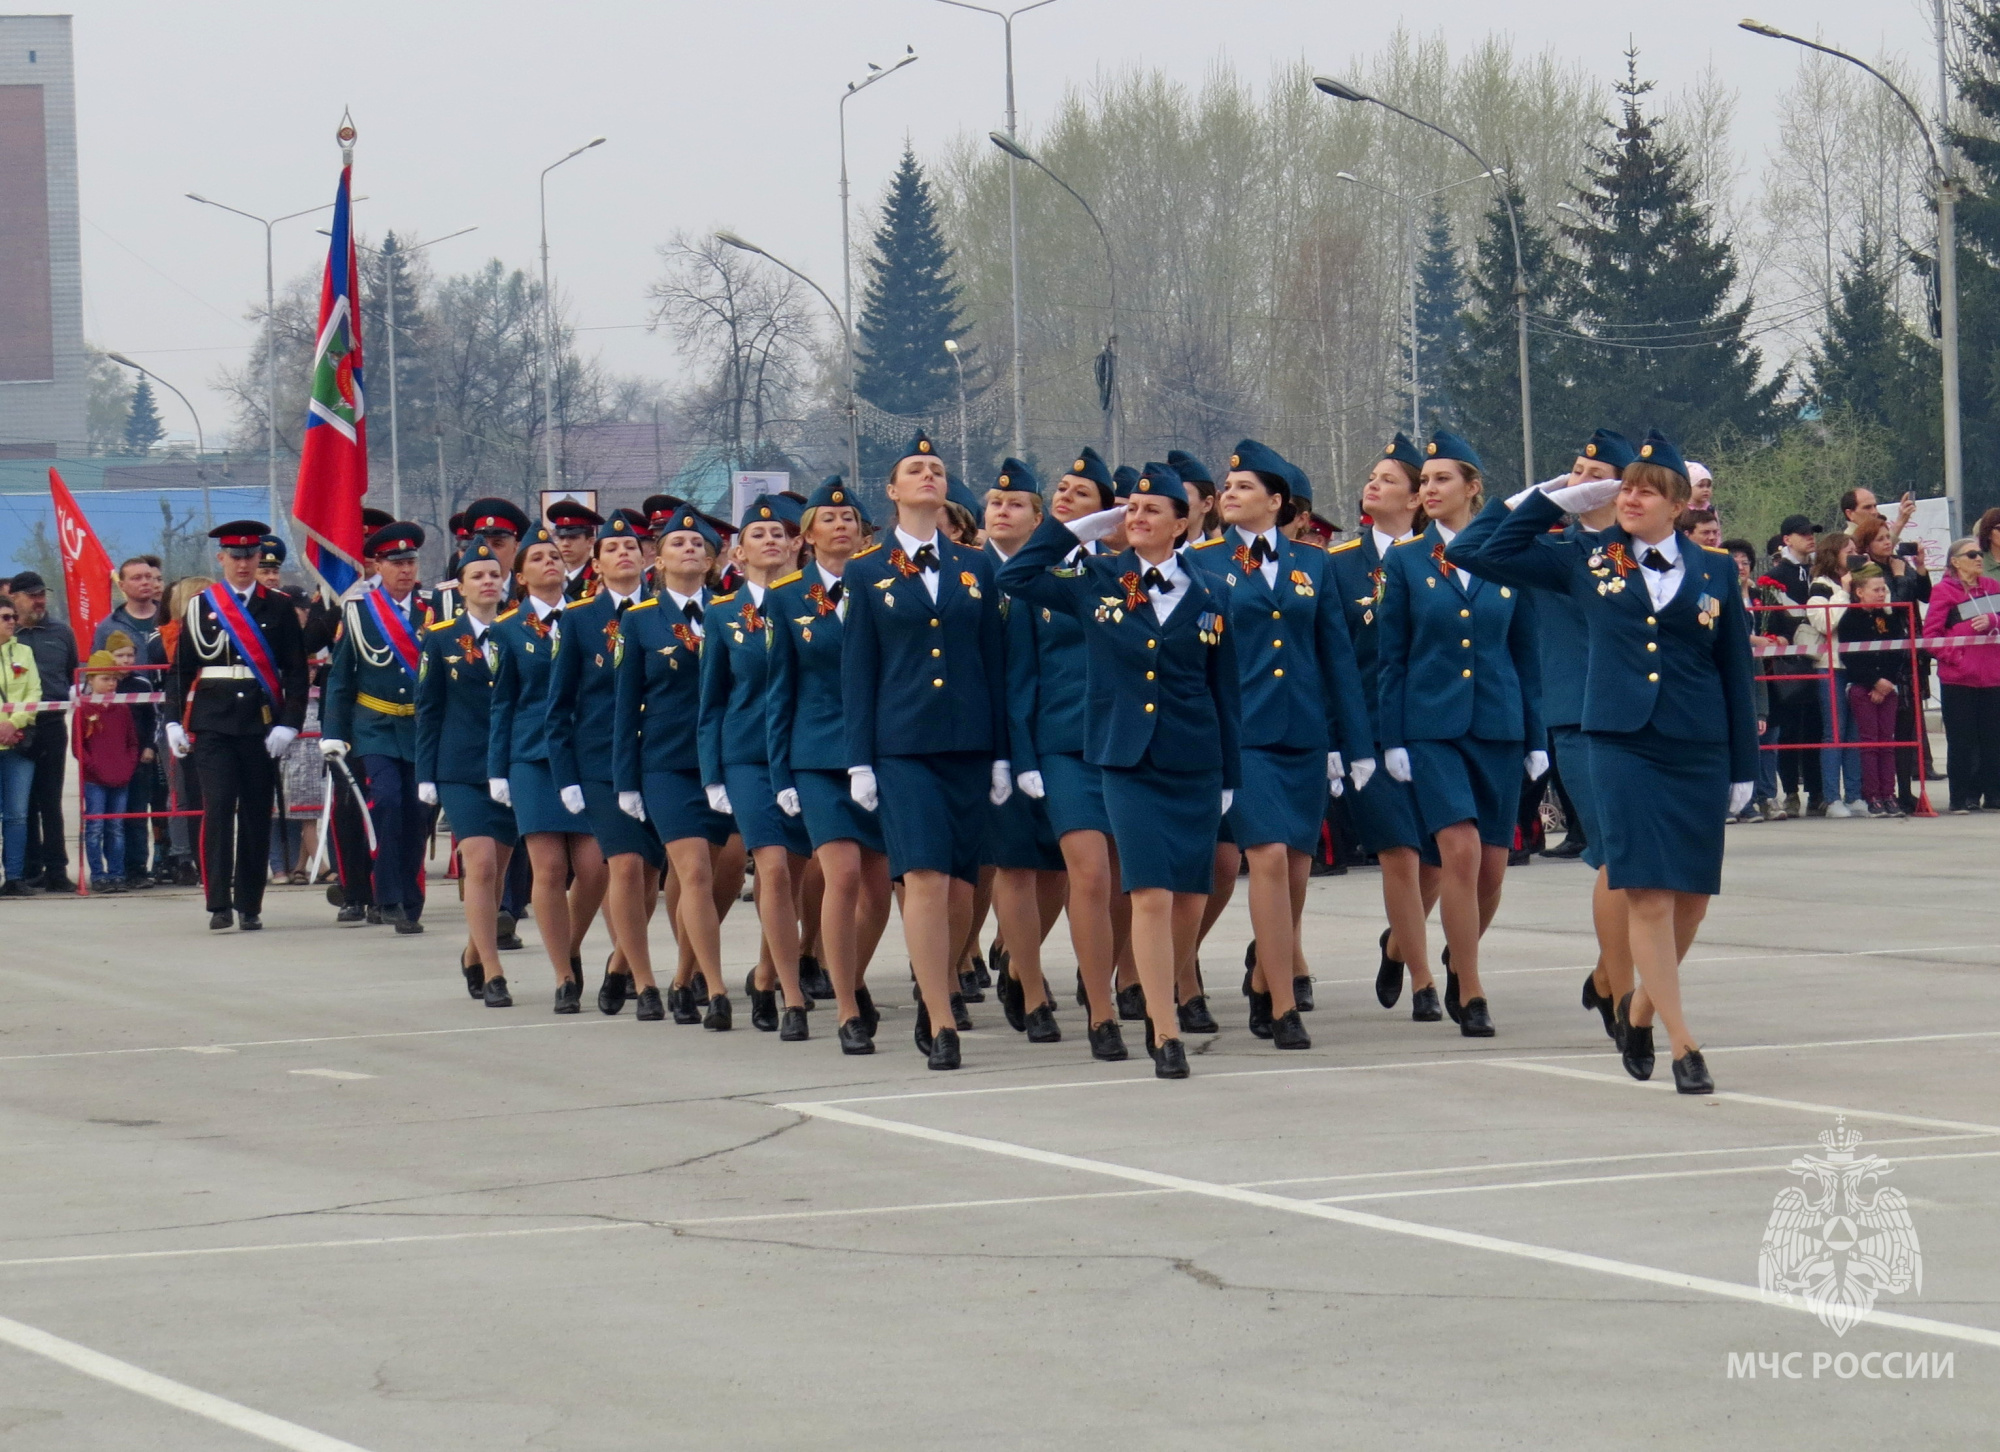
364, 590, 423, 681
202, 584, 283, 705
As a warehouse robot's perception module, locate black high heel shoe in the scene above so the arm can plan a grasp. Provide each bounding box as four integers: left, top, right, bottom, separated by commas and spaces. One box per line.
1293, 975, 1315, 1012
1247, 988, 1274, 1039
1115, 983, 1146, 1022
914, 999, 935, 1056
1177, 996, 1219, 1034
1581, 972, 1617, 1041
1154, 1037, 1190, 1079
461, 946, 484, 1000
997, 961, 1026, 1033
1375, 928, 1404, 1009
1673, 1047, 1713, 1095
1616, 994, 1654, 1081
951, 992, 972, 1031
703, 992, 732, 1031
1459, 997, 1494, 1037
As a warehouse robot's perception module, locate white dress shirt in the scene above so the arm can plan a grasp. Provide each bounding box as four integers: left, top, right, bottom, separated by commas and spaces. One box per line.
1140, 551, 1190, 624
1234, 525, 1281, 588
1433, 523, 1468, 593
1635, 531, 1684, 610
664, 587, 704, 636
526, 592, 563, 641
1373, 526, 1414, 558
894, 525, 944, 603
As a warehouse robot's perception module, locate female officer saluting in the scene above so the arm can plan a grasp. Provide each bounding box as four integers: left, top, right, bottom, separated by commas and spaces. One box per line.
1445, 431, 1756, 1093
999, 462, 1242, 1080
1376, 430, 1547, 1038
844, 431, 1011, 1071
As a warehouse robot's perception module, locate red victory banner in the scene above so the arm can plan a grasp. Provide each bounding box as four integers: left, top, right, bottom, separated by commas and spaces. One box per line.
49, 468, 113, 655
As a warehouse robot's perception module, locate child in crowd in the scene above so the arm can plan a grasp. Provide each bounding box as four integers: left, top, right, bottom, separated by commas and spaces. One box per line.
105, 632, 159, 880
72, 651, 142, 891
1836, 566, 1912, 817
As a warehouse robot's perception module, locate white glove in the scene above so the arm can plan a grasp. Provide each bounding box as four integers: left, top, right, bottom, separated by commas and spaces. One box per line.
1017, 770, 1045, 799
560, 784, 587, 815
1729, 781, 1755, 815
1220, 789, 1235, 815
1327, 751, 1344, 785
776, 787, 802, 817
1068, 506, 1127, 544
705, 783, 732, 814
264, 725, 298, 759
319, 737, 349, 760
848, 764, 879, 812
1546, 477, 1623, 515
990, 759, 1013, 806
417, 781, 439, 807
1349, 756, 1376, 794
618, 790, 647, 820
1385, 747, 1412, 783
1526, 750, 1550, 781
165, 722, 191, 759
1504, 474, 1574, 508
488, 777, 512, 807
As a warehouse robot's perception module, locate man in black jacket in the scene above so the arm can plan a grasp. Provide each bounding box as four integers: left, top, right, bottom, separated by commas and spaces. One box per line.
164, 522, 310, 930
8, 573, 78, 892
1762, 516, 1825, 813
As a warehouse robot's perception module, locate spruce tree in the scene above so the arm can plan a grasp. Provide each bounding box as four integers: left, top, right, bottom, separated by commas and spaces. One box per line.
122, 376, 163, 455
1945, 0, 2000, 516
1410, 201, 1466, 433
1563, 52, 1782, 452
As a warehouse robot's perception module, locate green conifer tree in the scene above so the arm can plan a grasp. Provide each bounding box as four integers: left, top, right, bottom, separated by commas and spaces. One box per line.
1411, 201, 1466, 433
122, 376, 164, 455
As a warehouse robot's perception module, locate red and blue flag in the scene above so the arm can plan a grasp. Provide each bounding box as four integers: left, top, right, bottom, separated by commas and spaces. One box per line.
290, 158, 368, 595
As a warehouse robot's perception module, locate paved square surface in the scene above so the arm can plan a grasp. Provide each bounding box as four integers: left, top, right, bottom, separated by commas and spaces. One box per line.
1, 814, 1994, 1448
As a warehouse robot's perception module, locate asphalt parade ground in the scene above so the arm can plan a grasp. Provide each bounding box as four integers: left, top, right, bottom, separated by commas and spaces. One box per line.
1, 814, 1995, 1449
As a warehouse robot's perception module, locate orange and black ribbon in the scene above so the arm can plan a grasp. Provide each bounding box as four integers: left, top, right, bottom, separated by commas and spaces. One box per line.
1431, 541, 1454, 578
1120, 571, 1148, 610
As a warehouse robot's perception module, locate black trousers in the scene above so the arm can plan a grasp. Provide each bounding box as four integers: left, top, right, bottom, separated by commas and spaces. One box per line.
1941, 684, 2000, 809
361, 753, 428, 916
327, 756, 375, 906
500, 842, 532, 917
22, 716, 69, 879
123, 756, 167, 878
193, 730, 276, 913
1768, 679, 1824, 797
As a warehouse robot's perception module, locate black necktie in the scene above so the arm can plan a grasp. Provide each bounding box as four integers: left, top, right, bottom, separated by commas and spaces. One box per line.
824, 580, 844, 605
912, 544, 940, 572
1249, 537, 1277, 564
1642, 549, 1673, 573
683, 600, 704, 624
1143, 566, 1169, 592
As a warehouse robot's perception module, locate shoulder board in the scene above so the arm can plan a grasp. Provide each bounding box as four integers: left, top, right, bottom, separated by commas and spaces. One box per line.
852, 543, 882, 558
1295, 538, 1326, 552
770, 569, 804, 588
1394, 534, 1429, 547
495, 607, 520, 623
1327, 537, 1363, 554
1700, 543, 1730, 556
1190, 536, 1226, 550
627, 598, 659, 612
427, 616, 459, 633
710, 591, 738, 604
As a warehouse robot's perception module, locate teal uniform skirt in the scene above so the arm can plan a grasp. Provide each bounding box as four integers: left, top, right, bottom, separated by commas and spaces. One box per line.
1038, 751, 1112, 839
1226, 744, 1328, 853
1346, 758, 1439, 866
985, 789, 1064, 871
1550, 726, 1605, 871
1102, 757, 1223, 894
438, 781, 518, 848
581, 778, 665, 866
641, 768, 733, 847
874, 751, 988, 884
1588, 725, 1728, 895
507, 759, 573, 837
724, 761, 812, 857
1407, 737, 1521, 849
795, 766, 885, 854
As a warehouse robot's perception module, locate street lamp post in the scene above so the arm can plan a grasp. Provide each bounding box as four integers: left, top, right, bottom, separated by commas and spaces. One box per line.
1315, 78, 1535, 489
1740, 19, 1963, 535
107, 353, 211, 532
936, 1, 1061, 459
538, 137, 607, 502
987, 131, 1119, 464
839, 48, 920, 481
944, 338, 970, 477
717, 231, 860, 487
185, 193, 340, 536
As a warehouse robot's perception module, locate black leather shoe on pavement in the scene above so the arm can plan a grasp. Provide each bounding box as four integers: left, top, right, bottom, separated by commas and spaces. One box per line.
1581, 972, 1617, 1041
1154, 1037, 1190, 1079
1088, 1018, 1128, 1061
703, 993, 732, 1031
950, 992, 972, 1031
483, 976, 512, 1008
914, 1000, 935, 1056
1177, 996, 1219, 1034
1410, 984, 1442, 1022
209, 910, 233, 930
927, 1027, 961, 1070
238, 913, 261, 931
1247, 990, 1273, 1039
1673, 1048, 1714, 1095
336, 904, 365, 924
838, 1017, 874, 1054
598, 971, 631, 1016
779, 1005, 810, 1041
957, 967, 985, 1003
635, 986, 665, 1021
747, 970, 779, 1032
1617, 995, 1655, 1081
1459, 997, 1495, 1037
667, 985, 699, 1024
855, 985, 879, 1038
1293, 975, 1315, 1012
1375, 928, 1405, 1009
1270, 1008, 1312, 1050
1116, 983, 1146, 1022
553, 976, 582, 1014
1023, 1003, 1061, 1043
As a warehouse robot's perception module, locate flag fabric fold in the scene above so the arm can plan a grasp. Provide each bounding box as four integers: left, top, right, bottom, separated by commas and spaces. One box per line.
291, 160, 368, 596
49, 467, 113, 657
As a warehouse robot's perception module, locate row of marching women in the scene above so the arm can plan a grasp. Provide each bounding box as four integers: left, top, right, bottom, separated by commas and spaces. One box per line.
165, 421, 1754, 1092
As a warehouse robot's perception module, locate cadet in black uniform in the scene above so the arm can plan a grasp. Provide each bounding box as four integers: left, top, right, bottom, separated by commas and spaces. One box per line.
164, 521, 310, 930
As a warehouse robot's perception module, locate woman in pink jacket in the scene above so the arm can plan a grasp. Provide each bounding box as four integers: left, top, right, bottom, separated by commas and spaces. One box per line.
1925, 538, 2000, 812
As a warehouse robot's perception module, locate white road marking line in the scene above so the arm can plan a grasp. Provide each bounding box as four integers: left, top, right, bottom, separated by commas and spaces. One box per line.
1313, 941, 1998, 987
0, 1310, 376, 1451
0, 1222, 646, 1271
0, 1019, 613, 1064
782, 1100, 2000, 1349
288, 1070, 374, 1081
1487, 1059, 2000, 1134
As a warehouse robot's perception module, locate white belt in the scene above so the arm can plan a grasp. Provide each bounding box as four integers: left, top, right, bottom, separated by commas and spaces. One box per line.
199, 665, 255, 681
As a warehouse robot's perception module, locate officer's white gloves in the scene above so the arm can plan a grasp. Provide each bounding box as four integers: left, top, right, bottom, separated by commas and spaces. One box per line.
417, 782, 439, 807
776, 787, 802, 817
1729, 781, 1755, 815
165, 722, 191, 758
1220, 789, 1235, 815
704, 784, 731, 815
264, 725, 298, 759
319, 737, 349, 759
560, 784, 587, 815
1545, 478, 1623, 515
1067, 507, 1127, 544
1016, 770, 1045, 799
848, 765, 879, 812
1504, 474, 1576, 509
1384, 747, 1412, 783
1349, 756, 1377, 794
488, 777, 512, 807
1327, 751, 1345, 795
1526, 750, 1550, 781
990, 760, 1013, 806
618, 790, 647, 820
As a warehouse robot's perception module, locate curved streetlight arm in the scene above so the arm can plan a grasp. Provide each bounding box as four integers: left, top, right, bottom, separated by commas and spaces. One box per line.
933, 0, 1058, 22
1739, 22, 1944, 175
716, 232, 859, 485
994, 140, 1117, 319
107, 353, 211, 531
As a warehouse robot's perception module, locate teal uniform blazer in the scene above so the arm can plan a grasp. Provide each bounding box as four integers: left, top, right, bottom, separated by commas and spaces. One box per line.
611, 590, 709, 792
841, 536, 1008, 766
991, 542, 1045, 771
1187, 530, 1372, 759
1324, 532, 1391, 739
765, 569, 853, 793
415, 614, 498, 786
1376, 520, 1545, 750
323, 590, 434, 759
996, 515, 1243, 787
1444, 494, 1758, 780
1449, 502, 1601, 729
698, 586, 778, 785
1016, 541, 1098, 762
544, 592, 633, 790
486, 601, 561, 777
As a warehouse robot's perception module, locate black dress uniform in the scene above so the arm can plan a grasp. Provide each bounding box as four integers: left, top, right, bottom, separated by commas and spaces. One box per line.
166, 522, 309, 925
547, 498, 605, 603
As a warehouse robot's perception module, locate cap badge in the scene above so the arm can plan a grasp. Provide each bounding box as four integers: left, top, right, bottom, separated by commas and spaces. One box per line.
831, 489, 844, 502
1138, 478, 1151, 492
1640, 444, 1654, 458
1229, 454, 1241, 468
1585, 443, 1598, 457
1426, 442, 1439, 455
917, 440, 932, 453
1074, 459, 1087, 473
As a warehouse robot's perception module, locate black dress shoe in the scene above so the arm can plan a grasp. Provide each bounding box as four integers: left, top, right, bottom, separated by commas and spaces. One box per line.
1673, 1048, 1714, 1095
1024, 1003, 1061, 1043
394, 916, 424, 935
1542, 835, 1587, 859
554, 976, 582, 1014
779, 1005, 810, 1041
336, 904, 366, 924
484, 976, 513, 1008
950, 992, 972, 1031
799, 954, 835, 1000
570, 956, 587, 997
914, 999, 935, 1055
1581, 972, 1617, 1041
365, 906, 383, 926
927, 1027, 961, 1070
996, 964, 1026, 1032
635, 986, 665, 1021
988, 940, 1009, 982
972, 953, 992, 989
1088, 1018, 1129, 1061
1154, 1037, 1190, 1079
703, 993, 732, 1031
690, 975, 709, 1006
1616, 995, 1654, 1080
1247, 990, 1274, 1039
496, 929, 524, 951
1410, 984, 1442, 1022
1293, 975, 1315, 1012
1177, 996, 1219, 1034
1375, 927, 1405, 1009
746, 971, 779, 1032
461, 949, 485, 999
1270, 1007, 1312, 1050
1459, 997, 1494, 1037
1443, 948, 1462, 1024
598, 971, 631, 1016
1116, 983, 1146, 1022
238, 913, 262, 931
855, 985, 878, 1038
667, 985, 699, 1024
1507, 847, 1531, 866
957, 968, 986, 1003
838, 1017, 875, 1054
208, 909, 234, 930
42, 874, 76, 894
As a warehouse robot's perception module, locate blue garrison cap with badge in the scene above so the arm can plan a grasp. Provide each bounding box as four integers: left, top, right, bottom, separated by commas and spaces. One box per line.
1283, 458, 1314, 509
1129, 461, 1187, 507
1227, 439, 1293, 493
365, 521, 425, 560
1425, 429, 1483, 472
1067, 446, 1115, 502
1634, 429, 1689, 480
992, 457, 1040, 497
740, 491, 804, 531
455, 539, 506, 577
595, 509, 649, 545
657, 508, 722, 553
1165, 449, 1213, 487
1581, 428, 1638, 471
805, 473, 871, 524
1383, 432, 1424, 473
256, 534, 287, 569
1112, 464, 1141, 500
896, 429, 941, 470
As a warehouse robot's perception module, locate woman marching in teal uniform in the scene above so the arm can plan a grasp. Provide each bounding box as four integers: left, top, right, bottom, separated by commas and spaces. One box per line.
416, 542, 518, 1006
1446, 431, 1757, 1093
767, 476, 895, 1054
999, 462, 1242, 1079
612, 507, 734, 1031
843, 431, 1012, 1070
701, 492, 815, 1040
1189, 440, 1374, 1050
1376, 431, 1547, 1038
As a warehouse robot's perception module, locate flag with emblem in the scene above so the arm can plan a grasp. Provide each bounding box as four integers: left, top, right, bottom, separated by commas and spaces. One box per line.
290, 145, 368, 595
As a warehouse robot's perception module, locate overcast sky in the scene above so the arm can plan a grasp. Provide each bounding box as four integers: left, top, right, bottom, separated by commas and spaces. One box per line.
57, 0, 1941, 445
